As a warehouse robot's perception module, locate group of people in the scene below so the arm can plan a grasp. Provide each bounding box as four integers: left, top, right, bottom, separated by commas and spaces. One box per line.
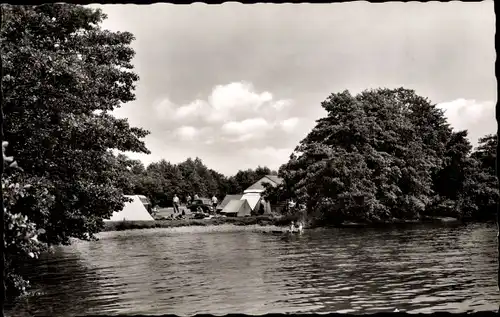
185, 194, 200, 205
171, 193, 219, 214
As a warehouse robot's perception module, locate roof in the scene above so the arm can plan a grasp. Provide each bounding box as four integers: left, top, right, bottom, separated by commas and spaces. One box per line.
265, 175, 283, 185
218, 194, 243, 210
245, 175, 283, 192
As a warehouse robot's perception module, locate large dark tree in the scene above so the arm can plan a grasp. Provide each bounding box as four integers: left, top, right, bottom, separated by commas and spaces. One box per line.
472, 134, 497, 175
276, 88, 499, 225
463, 134, 499, 220
278, 88, 454, 224
2, 4, 149, 297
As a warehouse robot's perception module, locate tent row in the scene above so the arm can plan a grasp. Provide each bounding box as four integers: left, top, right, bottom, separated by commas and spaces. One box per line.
217, 175, 282, 217
104, 175, 284, 221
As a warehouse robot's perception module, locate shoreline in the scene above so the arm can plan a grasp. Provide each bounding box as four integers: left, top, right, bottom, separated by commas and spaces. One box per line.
101, 215, 485, 232
101, 215, 284, 232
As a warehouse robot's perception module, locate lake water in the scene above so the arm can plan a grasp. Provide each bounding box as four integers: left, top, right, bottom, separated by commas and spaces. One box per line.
6, 223, 500, 316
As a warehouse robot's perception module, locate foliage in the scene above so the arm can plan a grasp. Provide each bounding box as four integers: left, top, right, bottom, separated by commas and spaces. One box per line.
275, 88, 498, 224
464, 134, 499, 220
2, 4, 149, 297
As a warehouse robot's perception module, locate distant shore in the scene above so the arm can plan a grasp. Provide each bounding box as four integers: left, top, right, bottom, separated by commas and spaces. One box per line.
101, 214, 471, 232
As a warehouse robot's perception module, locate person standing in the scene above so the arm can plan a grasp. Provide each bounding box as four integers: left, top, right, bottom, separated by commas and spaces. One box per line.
211, 195, 218, 213
173, 194, 180, 215
186, 194, 192, 206
194, 193, 199, 200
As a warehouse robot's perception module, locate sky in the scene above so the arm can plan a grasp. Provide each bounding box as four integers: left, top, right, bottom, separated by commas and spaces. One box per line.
92, 1, 496, 176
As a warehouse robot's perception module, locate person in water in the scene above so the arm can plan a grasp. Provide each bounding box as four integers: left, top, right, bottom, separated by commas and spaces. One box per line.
296, 221, 304, 233
289, 220, 304, 233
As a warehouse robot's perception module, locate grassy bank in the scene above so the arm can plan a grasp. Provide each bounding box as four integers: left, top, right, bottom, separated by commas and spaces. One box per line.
101, 215, 297, 232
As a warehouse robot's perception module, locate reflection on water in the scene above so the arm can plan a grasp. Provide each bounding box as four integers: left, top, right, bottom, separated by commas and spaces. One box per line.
7, 223, 499, 316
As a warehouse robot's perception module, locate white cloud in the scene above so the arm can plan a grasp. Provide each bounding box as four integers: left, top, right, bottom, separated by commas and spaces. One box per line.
174, 99, 209, 119
153, 81, 292, 124
272, 99, 292, 111
221, 117, 271, 135
220, 117, 275, 142
437, 98, 496, 145
152, 98, 176, 120
280, 117, 299, 132
209, 82, 273, 112
175, 126, 198, 140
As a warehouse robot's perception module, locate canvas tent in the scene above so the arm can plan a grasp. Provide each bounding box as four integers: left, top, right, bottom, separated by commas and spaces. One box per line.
256, 198, 273, 215
218, 194, 243, 211
240, 192, 262, 212
104, 195, 155, 222
220, 199, 252, 217
240, 175, 283, 214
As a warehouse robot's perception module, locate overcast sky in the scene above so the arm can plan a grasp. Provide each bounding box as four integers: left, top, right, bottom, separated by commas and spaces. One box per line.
93, 2, 496, 176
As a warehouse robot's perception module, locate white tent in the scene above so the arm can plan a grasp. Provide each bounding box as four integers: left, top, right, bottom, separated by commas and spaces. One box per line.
104, 195, 155, 222
240, 192, 262, 211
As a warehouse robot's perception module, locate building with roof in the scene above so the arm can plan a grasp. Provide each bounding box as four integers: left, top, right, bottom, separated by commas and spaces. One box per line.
243, 175, 283, 194
219, 175, 283, 216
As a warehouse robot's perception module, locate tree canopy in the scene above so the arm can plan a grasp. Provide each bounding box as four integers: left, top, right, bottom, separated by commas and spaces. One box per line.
275, 88, 498, 225
2, 4, 148, 297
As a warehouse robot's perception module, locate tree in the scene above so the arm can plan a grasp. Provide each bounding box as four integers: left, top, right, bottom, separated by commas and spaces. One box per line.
2, 4, 149, 297
428, 130, 473, 217
229, 167, 275, 193
278, 88, 451, 224
462, 133, 499, 221
472, 134, 497, 175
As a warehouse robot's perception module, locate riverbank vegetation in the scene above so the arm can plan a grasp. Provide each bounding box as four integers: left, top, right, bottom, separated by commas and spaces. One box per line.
1, 3, 498, 301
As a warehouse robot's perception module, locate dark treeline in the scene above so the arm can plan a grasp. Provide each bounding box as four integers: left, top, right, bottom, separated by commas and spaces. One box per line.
264, 89, 498, 225
113, 155, 277, 207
